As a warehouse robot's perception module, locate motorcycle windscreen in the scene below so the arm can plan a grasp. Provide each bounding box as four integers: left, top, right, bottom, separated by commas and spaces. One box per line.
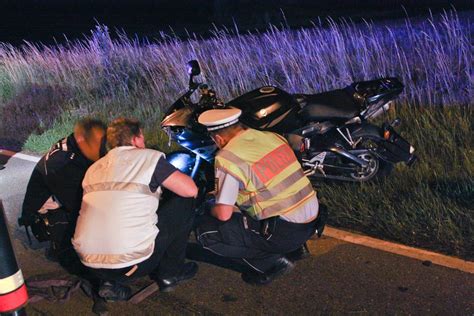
226, 86, 301, 133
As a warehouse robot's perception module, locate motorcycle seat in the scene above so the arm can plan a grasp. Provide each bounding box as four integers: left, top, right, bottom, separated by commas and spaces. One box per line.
296, 89, 360, 122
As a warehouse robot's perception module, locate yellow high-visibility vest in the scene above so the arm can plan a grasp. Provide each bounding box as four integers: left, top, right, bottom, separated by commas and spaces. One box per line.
215, 128, 316, 220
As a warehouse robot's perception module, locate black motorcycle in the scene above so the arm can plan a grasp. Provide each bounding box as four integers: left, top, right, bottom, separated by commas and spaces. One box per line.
161, 60, 417, 194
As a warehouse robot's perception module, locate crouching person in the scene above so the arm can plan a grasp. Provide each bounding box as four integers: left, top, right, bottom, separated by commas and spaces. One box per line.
72, 118, 198, 301
19, 118, 107, 272
196, 109, 326, 286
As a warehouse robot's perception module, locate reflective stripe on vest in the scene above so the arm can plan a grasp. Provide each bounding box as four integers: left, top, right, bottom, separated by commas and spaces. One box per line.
78, 242, 155, 267
83, 181, 159, 198
216, 129, 316, 220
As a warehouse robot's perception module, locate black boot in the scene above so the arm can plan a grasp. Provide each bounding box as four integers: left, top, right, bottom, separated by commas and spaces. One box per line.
157, 262, 198, 292
98, 280, 131, 302
241, 257, 294, 286
285, 242, 311, 262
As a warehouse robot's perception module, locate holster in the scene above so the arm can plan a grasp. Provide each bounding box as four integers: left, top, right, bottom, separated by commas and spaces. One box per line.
19, 208, 72, 244
259, 216, 278, 239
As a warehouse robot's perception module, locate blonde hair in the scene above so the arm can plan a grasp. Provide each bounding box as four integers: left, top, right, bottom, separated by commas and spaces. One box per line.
107, 118, 142, 149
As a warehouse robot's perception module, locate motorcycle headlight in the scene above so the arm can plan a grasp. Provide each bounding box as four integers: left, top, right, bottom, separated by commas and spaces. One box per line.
167, 153, 195, 174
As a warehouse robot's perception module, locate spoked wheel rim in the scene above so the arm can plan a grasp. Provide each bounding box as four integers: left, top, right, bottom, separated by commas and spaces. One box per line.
350, 151, 380, 181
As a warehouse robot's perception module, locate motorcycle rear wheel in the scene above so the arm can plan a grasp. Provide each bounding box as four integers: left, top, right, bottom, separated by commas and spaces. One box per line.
349, 141, 393, 181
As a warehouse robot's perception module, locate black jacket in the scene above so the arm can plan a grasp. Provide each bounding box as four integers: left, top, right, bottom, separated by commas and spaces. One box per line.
20, 134, 93, 222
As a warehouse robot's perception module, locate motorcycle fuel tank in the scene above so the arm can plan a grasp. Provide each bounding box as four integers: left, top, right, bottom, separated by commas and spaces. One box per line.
226, 86, 301, 134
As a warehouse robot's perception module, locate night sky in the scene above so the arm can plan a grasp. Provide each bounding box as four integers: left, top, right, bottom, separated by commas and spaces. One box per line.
1, 0, 471, 45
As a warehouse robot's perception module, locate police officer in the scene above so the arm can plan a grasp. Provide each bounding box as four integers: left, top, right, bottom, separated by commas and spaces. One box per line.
196, 108, 323, 285
19, 118, 107, 271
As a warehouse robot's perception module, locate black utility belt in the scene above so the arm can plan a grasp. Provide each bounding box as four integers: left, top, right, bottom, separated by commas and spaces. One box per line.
277, 215, 318, 230
246, 215, 314, 239
18, 208, 74, 244
254, 204, 328, 238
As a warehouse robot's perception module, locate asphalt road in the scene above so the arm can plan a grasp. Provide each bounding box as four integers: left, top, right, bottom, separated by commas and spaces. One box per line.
1, 153, 473, 315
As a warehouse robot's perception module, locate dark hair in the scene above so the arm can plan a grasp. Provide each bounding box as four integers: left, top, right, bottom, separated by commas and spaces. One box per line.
75, 118, 107, 144
107, 117, 142, 149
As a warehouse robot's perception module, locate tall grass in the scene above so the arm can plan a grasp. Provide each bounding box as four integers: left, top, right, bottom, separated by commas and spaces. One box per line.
0, 11, 472, 257
0, 11, 471, 113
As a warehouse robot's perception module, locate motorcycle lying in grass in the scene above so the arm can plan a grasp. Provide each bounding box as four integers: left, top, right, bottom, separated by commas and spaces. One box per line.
161, 60, 417, 195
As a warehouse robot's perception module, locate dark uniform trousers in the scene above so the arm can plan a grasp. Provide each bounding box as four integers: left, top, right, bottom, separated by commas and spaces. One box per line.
90, 193, 195, 283
196, 212, 317, 273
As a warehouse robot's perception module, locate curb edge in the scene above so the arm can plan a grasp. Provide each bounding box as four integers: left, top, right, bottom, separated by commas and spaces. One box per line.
321, 226, 473, 274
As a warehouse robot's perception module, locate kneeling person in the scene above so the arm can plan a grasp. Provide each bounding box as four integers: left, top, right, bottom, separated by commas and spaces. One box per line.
72, 118, 198, 300
19, 118, 107, 271
197, 109, 323, 285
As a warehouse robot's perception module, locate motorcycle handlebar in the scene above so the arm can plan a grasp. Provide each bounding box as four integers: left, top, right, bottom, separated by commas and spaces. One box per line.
182, 82, 223, 110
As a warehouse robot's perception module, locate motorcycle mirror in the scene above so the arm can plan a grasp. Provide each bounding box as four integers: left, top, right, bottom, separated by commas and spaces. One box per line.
187, 60, 201, 77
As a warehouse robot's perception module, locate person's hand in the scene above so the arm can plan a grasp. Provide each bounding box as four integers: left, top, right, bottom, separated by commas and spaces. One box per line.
206, 190, 217, 197
196, 196, 215, 216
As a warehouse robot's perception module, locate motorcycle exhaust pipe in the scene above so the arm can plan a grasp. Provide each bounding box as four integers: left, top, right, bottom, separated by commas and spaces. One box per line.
0, 200, 28, 315
365, 101, 391, 120
328, 146, 369, 168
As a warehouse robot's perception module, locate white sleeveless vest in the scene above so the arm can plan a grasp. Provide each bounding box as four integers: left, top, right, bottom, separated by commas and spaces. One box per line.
72, 146, 163, 269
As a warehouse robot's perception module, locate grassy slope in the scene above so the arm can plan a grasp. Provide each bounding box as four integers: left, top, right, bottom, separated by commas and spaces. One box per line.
0, 12, 472, 258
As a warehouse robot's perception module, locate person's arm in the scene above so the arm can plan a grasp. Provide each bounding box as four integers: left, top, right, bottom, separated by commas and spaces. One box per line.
149, 156, 198, 198
51, 163, 87, 213
21, 143, 73, 221
210, 169, 240, 221
161, 171, 198, 198
20, 164, 52, 224
211, 204, 235, 221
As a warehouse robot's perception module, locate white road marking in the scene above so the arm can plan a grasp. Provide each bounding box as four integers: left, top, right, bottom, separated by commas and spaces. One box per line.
12, 153, 41, 163
0, 150, 41, 163
321, 226, 474, 274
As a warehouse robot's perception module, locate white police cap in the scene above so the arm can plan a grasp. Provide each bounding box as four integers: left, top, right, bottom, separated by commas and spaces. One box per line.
198, 108, 242, 131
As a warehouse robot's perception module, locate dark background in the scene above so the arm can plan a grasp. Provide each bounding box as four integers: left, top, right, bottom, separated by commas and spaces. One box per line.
0, 1, 472, 45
